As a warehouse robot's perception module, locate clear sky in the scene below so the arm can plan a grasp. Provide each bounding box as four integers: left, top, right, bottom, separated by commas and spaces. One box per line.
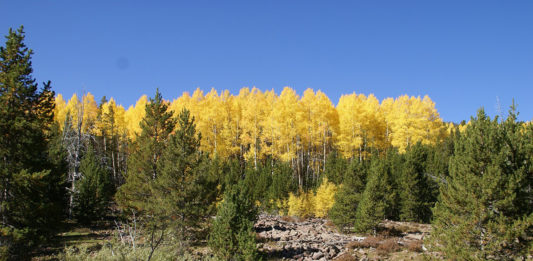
1, 1, 532, 123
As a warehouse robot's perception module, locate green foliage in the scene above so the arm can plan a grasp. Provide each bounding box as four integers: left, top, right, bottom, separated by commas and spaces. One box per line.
266, 162, 297, 211
73, 146, 112, 224
398, 142, 435, 223
116, 89, 176, 211
431, 107, 533, 259
58, 241, 207, 261
209, 180, 259, 260
0, 26, 64, 258
324, 151, 348, 185
354, 158, 395, 233
329, 160, 367, 231
152, 108, 216, 245
115, 90, 178, 259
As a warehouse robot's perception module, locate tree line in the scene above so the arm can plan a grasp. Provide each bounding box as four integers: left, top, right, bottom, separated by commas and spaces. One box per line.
0, 26, 531, 260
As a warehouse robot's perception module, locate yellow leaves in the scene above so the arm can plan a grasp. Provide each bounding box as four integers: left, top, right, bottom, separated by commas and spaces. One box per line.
288, 189, 315, 218
54, 88, 445, 159
124, 95, 147, 139
287, 178, 338, 218
96, 98, 127, 138
56, 92, 98, 132
314, 178, 338, 218
384, 95, 444, 153
336, 93, 385, 159
54, 94, 67, 126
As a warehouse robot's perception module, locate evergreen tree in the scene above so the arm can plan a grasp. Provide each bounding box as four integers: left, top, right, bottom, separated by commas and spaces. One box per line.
329, 160, 367, 232
152, 108, 215, 248
209, 180, 259, 261
73, 145, 111, 225
353, 158, 394, 233
431, 108, 533, 259
115, 89, 176, 260
399, 142, 435, 223
116, 89, 176, 211
324, 150, 348, 185
267, 161, 297, 209
0, 26, 63, 257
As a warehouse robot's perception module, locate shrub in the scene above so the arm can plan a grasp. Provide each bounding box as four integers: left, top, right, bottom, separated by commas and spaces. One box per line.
407, 240, 423, 252
377, 238, 401, 253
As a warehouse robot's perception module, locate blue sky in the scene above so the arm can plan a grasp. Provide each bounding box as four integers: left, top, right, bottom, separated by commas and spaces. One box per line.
1, 1, 532, 123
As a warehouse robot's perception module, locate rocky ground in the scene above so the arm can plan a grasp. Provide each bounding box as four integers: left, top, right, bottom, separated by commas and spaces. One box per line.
255, 215, 432, 260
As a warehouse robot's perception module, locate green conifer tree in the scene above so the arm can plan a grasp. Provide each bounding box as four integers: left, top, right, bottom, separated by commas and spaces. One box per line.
152, 108, 215, 249
0, 26, 63, 258
115, 89, 176, 260
329, 160, 367, 232
399, 142, 434, 223
116, 89, 176, 210
353, 158, 393, 233
324, 151, 348, 185
431, 108, 533, 259
73, 145, 111, 224
209, 180, 259, 260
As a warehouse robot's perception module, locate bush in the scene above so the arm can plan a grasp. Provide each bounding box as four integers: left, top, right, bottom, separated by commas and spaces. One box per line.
407, 240, 423, 252
377, 238, 401, 254
208, 180, 259, 260
345, 236, 383, 249
57, 242, 199, 261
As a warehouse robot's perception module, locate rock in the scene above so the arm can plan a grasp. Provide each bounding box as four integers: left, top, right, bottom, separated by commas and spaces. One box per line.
405, 233, 424, 240
312, 252, 324, 259
329, 247, 337, 256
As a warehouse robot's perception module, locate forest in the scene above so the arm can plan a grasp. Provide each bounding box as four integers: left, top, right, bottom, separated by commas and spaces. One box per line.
1, 27, 532, 260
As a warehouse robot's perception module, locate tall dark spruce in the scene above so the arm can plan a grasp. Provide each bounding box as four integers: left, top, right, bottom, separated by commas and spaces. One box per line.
0, 26, 64, 258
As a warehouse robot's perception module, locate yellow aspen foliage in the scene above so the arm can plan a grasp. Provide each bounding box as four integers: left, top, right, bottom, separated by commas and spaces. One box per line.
124, 95, 148, 139
383, 95, 444, 153
196, 88, 226, 156
54, 88, 446, 161
275, 198, 289, 216
287, 189, 314, 218
241, 88, 270, 168
63, 93, 98, 133
220, 90, 242, 158
361, 94, 388, 153
270, 87, 303, 162
458, 121, 469, 132
313, 178, 338, 218
300, 89, 339, 172
336, 93, 366, 159
260, 89, 278, 161
96, 98, 127, 138
54, 94, 68, 128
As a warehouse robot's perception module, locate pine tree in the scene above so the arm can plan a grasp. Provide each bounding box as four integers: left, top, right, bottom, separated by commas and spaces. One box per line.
209, 180, 259, 261
0, 26, 63, 257
152, 108, 215, 248
73, 145, 111, 225
353, 158, 394, 233
431, 108, 533, 259
116, 89, 176, 211
398, 142, 435, 223
329, 160, 367, 232
115, 89, 176, 260
324, 151, 348, 185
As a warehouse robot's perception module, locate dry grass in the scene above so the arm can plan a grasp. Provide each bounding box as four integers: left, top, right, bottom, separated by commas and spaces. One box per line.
407, 240, 424, 252
333, 251, 357, 261
346, 236, 384, 249
280, 215, 297, 222
377, 238, 401, 254
324, 220, 336, 229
